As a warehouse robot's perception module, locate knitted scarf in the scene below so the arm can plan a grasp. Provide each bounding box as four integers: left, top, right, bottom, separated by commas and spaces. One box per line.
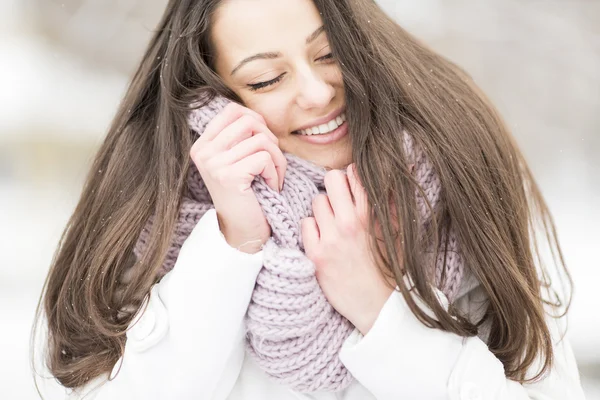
133, 94, 465, 392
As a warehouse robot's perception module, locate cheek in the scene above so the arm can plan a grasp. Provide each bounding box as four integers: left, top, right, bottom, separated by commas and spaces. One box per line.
329, 65, 344, 85
242, 96, 294, 138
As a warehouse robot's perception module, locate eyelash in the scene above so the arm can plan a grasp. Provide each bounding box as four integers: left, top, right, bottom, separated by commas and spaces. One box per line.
247, 53, 335, 91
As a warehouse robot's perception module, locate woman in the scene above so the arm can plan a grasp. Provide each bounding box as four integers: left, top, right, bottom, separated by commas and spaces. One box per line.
33, 0, 586, 398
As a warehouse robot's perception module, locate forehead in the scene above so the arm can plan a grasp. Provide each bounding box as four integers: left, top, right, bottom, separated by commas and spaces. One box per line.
212, 0, 324, 66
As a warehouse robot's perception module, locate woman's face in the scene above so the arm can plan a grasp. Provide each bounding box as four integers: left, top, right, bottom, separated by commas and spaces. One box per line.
212, 0, 351, 170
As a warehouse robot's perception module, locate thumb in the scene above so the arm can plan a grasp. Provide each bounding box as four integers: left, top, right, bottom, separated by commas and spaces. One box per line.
300, 217, 320, 257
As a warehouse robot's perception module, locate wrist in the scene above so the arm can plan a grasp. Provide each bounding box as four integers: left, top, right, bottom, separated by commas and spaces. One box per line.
217, 212, 265, 254
353, 287, 394, 335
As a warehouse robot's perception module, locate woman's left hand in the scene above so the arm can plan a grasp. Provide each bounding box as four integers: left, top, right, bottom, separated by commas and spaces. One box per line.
301, 163, 395, 336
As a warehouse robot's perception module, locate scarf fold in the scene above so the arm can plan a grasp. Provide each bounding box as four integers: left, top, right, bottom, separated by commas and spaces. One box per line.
133, 94, 465, 392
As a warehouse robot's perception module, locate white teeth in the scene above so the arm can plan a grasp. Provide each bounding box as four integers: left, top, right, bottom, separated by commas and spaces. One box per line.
298, 112, 346, 135
318, 124, 330, 134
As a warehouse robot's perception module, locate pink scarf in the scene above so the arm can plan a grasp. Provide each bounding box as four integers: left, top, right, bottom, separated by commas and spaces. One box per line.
133, 94, 465, 392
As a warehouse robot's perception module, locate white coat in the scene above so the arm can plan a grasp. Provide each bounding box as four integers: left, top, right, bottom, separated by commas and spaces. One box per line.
39, 208, 586, 399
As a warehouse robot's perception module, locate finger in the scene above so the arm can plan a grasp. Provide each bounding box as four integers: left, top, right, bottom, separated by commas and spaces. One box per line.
212, 115, 283, 190
323, 170, 355, 219
212, 114, 278, 151
190, 103, 268, 157
230, 151, 279, 192
301, 217, 320, 256
221, 133, 287, 191
201, 102, 267, 142
347, 163, 369, 225
312, 194, 335, 237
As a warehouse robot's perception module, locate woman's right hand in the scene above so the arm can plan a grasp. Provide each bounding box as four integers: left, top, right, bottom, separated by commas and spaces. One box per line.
190, 102, 287, 254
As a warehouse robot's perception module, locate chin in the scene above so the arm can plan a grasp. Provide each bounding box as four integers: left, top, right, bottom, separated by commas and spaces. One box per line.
308, 152, 352, 171
283, 135, 352, 171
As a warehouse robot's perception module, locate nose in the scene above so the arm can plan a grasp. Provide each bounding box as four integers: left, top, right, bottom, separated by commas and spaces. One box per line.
295, 67, 336, 110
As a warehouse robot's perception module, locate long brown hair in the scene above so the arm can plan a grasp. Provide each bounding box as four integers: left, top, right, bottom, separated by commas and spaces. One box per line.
33, 0, 572, 391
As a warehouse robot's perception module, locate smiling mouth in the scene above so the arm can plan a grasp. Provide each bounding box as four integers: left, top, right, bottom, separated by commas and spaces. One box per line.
290, 120, 348, 145
292, 112, 347, 136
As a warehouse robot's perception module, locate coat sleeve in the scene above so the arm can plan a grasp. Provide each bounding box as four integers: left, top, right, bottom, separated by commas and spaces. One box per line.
67, 208, 264, 400
338, 286, 586, 400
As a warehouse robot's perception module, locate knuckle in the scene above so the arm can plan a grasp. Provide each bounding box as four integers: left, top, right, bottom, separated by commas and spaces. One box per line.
309, 249, 324, 264
189, 145, 198, 160
257, 150, 271, 163
324, 170, 343, 186
190, 148, 206, 166
239, 114, 256, 127
202, 156, 215, 171
197, 144, 210, 157
212, 168, 229, 186
246, 109, 266, 125
338, 218, 358, 235
256, 132, 270, 145
190, 137, 204, 157
220, 103, 243, 121
237, 116, 257, 135
225, 102, 242, 113
328, 169, 344, 179
321, 233, 337, 247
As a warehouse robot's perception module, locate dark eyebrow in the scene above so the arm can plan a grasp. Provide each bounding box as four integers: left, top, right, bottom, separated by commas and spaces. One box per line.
230, 26, 325, 76
305, 25, 325, 45
230, 52, 280, 76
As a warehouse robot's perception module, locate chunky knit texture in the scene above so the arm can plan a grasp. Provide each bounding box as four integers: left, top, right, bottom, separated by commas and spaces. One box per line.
133, 94, 465, 392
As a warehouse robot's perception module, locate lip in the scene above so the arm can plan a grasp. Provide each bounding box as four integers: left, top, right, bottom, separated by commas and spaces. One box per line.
293, 120, 348, 145
293, 106, 346, 132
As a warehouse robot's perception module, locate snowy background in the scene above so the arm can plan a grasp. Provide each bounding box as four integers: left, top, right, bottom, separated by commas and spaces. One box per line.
1, 0, 598, 398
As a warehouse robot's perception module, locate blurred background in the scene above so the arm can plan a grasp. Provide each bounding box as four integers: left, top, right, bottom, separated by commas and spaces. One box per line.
1, 0, 598, 398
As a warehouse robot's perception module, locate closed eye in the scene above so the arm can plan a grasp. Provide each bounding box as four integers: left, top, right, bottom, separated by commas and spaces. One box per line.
318, 53, 334, 62
247, 73, 286, 92
246, 53, 335, 92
